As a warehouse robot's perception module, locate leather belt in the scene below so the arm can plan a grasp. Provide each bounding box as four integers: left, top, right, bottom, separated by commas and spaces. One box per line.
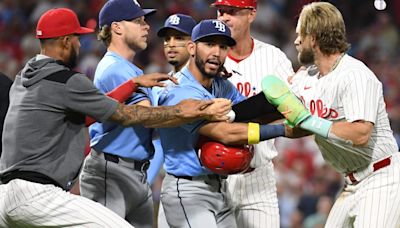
169, 173, 227, 181
346, 156, 391, 184
102, 153, 150, 173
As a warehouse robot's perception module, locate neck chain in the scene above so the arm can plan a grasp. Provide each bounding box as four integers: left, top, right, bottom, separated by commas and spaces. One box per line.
318, 53, 344, 78
330, 53, 345, 73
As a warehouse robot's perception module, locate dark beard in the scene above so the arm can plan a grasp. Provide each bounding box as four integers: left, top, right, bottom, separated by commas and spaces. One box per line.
194, 52, 224, 79
66, 48, 78, 69
168, 60, 179, 67
298, 47, 315, 66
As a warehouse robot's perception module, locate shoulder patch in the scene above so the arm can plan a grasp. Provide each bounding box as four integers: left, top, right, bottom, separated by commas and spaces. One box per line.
44, 70, 79, 84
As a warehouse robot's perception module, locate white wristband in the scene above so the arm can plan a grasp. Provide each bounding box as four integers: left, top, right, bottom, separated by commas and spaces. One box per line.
226, 110, 236, 123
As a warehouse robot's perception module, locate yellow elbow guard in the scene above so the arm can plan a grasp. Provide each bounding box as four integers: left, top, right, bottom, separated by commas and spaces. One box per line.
248, 122, 260, 144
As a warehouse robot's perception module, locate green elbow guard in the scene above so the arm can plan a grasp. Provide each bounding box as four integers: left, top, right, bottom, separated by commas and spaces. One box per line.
299, 115, 332, 138
261, 75, 311, 127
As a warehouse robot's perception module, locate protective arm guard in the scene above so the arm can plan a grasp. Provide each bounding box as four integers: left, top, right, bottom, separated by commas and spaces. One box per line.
261, 75, 310, 127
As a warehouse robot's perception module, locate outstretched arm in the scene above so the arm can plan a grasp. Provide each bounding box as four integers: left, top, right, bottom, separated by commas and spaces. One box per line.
262, 75, 373, 146
86, 73, 178, 126
108, 98, 232, 128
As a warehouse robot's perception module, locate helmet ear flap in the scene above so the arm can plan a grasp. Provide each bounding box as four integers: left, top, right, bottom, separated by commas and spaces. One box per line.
199, 141, 254, 175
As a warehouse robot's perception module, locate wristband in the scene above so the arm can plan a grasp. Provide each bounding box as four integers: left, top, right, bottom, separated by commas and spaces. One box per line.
259, 124, 285, 141
299, 115, 332, 138
248, 122, 260, 144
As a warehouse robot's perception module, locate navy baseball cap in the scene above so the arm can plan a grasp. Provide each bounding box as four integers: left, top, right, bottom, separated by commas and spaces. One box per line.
99, 0, 156, 27
157, 14, 196, 37
192, 19, 236, 46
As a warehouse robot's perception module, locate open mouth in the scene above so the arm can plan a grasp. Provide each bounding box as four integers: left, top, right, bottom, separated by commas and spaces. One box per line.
206, 59, 220, 69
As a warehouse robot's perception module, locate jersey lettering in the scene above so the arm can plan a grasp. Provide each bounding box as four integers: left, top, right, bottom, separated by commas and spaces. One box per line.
309, 99, 338, 119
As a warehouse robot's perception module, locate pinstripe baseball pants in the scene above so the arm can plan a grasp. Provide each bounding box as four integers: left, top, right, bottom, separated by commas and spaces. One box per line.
0, 179, 133, 227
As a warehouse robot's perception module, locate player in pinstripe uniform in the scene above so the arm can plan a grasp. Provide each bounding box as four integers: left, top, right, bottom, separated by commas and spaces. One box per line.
211, 0, 294, 227
268, 2, 400, 227
0, 8, 227, 228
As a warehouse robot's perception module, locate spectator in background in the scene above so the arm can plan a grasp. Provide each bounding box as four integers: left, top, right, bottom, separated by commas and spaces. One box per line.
303, 195, 333, 228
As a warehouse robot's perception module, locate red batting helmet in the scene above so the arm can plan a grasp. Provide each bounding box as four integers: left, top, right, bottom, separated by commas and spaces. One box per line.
200, 141, 254, 175
211, 0, 257, 9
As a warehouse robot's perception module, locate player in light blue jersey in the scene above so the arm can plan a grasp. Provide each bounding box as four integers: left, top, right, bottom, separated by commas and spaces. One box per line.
147, 13, 196, 185
158, 19, 288, 228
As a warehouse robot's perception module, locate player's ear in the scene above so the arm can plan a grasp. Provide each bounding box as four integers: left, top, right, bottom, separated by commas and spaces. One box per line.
248, 8, 257, 23
59, 35, 71, 49
111, 21, 122, 35
187, 41, 195, 57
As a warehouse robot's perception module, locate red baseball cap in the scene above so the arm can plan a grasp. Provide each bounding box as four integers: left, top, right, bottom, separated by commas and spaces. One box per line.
36, 8, 94, 39
211, 0, 257, 9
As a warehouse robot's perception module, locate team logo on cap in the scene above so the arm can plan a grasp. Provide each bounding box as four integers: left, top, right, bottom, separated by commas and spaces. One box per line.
212, 20, 226, 32
168, 15, 180, 25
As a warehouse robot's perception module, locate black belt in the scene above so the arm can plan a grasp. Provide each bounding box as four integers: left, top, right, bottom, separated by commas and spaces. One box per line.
169, 173, 227, 181
0, 170, 63, 189
103, 153, 150, 172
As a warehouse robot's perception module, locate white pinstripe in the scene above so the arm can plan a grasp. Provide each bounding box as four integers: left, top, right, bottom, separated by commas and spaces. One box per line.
325, 153, 400, 228
291, 54, 400, 227
0, 179, 133, 227
290, 55, 398, 172
224, 39, 294, 228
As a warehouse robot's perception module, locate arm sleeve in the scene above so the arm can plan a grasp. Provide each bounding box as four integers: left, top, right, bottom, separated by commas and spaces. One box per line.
95, 66, 148, 105
232, 92, 281, 122
64, 74, 118, 122
342, 70, 380, 123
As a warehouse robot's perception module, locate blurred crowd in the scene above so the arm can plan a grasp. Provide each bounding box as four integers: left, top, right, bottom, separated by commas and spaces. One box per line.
1, 0, 399, 227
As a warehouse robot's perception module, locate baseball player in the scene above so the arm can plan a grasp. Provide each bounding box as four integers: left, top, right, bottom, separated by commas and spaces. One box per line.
79, 1, 232, 227
79, 0, 158, 224
211, 0, 295, 227
264, 2, 400, 227
157, 19, 292, 228
147, 13, 196, 228
147, 13, 197, 185
0, 8, 224, 228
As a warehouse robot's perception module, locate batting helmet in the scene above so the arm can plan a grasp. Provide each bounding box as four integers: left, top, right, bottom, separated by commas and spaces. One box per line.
211, 0, 257, 9
199, 141, 254, 175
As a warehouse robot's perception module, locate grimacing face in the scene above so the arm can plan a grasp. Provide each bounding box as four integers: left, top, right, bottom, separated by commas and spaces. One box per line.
194, 37, 229, 78
163, 29, 191, 67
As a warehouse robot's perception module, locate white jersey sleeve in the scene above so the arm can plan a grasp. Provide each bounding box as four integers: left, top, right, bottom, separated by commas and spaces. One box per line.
342, 68, 380, 123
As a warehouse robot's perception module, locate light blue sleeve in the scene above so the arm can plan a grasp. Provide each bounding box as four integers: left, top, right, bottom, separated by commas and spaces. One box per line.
96, 64, 149, 104
161, 86, 208, 133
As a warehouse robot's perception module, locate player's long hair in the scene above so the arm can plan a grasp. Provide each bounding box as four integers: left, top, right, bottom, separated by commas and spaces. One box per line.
98, 25, 112, 47
298, 2, 350, 55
